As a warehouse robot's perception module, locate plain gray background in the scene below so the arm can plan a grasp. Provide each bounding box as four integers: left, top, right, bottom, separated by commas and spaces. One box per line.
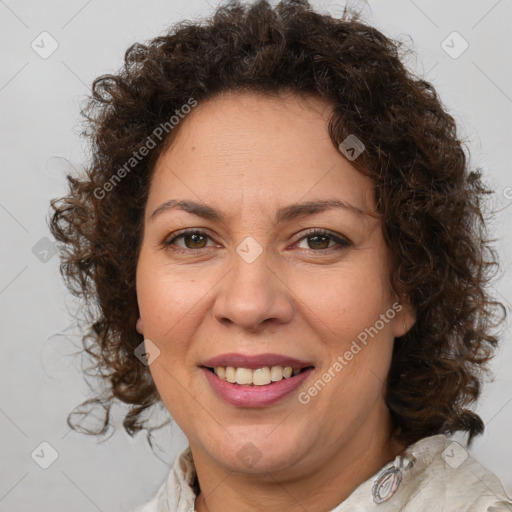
1, 0, 511, 510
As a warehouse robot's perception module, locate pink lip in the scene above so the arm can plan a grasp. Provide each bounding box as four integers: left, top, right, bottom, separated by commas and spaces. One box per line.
201, 352, 314, 370
201, 366, 314, 407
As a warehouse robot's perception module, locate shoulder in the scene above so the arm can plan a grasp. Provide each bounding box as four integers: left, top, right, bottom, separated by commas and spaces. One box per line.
127, 479, 169, 512
399, 435, 512, 511
127, 446, 198, 512
336, 434, 512, 511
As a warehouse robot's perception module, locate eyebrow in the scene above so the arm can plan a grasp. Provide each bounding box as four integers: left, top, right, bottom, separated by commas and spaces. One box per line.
150, 198, 368, 223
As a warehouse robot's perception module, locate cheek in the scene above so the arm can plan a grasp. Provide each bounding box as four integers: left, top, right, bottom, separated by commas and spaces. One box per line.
136, 257, 209, 346
135, 256, 229, 404
292, 261, 391, 343
135, 260, 209, 418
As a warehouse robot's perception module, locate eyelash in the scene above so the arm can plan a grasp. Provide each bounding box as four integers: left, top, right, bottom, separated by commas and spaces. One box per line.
163, 228, 351, 254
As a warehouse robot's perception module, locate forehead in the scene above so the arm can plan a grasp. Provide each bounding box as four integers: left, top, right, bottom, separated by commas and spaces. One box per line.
147, 91, 375, 218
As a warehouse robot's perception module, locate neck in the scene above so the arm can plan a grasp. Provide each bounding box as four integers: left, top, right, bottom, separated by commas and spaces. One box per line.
192, 405, 405, 512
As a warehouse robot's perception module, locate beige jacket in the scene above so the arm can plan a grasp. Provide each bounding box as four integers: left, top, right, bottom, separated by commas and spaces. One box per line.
131, 434, 512, 511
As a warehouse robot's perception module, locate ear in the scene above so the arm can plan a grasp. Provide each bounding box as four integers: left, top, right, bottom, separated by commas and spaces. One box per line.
392, 299, 416, 338
136, 317, 144, 335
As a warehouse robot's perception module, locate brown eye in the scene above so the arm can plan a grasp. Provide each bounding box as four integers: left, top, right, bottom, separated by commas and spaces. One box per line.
182, 233, 208, 249
307, 234, 331, 250
295, 229, 351, 251
164, 230, 214, 251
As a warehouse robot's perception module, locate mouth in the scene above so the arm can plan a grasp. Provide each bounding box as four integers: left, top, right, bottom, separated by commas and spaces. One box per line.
199, 353, 315, 406
200, 363, 315, 407
201, 365, 315, 386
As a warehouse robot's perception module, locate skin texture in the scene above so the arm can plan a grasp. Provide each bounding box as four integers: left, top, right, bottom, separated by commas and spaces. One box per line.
135, 91, 415, 512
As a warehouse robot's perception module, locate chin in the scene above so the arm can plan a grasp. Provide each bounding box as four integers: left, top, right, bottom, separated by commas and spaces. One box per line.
210, 435, 308, 474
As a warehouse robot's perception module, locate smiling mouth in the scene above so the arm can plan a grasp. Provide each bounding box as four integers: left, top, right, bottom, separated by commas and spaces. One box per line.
202, 365, 314, 386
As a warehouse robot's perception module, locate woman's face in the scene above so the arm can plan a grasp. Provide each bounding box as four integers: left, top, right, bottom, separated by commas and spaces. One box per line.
136, 91, 413, 476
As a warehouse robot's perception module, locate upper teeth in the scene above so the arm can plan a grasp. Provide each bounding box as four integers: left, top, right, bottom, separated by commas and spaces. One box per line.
214, 366, 300, 386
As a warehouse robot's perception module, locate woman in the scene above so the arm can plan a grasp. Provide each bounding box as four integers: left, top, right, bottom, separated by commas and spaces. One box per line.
50, 0, 511, 510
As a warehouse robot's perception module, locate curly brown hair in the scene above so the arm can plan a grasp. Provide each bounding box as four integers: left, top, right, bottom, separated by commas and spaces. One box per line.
50, 0, 505, 447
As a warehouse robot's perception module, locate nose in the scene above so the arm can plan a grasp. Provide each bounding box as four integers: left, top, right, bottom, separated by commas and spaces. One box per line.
212, 247, 294, 332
